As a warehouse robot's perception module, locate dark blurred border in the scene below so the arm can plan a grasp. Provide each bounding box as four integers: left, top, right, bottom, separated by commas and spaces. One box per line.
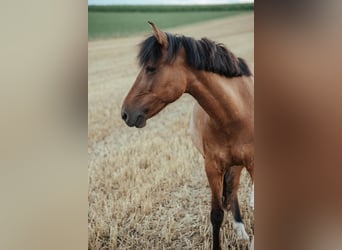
0, 1, 87, 249
256, 0, 342, 249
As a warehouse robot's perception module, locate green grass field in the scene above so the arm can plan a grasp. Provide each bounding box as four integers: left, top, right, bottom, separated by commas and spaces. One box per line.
88, 3, 254, 12
88, 4, 253, 40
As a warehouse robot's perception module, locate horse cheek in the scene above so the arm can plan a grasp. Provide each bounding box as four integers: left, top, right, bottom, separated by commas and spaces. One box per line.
166, 84, 184, 103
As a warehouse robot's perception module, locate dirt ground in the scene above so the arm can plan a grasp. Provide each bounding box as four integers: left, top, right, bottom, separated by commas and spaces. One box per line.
89, 13, 254, 250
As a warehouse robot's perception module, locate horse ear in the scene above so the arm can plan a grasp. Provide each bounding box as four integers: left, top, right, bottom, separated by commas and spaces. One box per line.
148, 21, 168, 47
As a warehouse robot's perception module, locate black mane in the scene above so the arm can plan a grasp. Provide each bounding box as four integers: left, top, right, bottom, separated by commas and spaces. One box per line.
138, 32, 252, 78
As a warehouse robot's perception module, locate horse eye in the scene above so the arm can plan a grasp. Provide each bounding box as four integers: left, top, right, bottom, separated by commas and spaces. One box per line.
146, 66, 156, 73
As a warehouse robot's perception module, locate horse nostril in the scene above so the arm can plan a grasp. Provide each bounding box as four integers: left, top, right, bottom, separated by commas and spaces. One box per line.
121, 111, 128, 122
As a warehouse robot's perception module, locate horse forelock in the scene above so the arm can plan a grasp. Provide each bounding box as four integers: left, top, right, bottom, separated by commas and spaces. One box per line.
138, 35, 162, 66
138, 32, 252, 77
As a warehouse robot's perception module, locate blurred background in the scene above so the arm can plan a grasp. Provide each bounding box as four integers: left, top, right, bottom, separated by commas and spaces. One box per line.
0, 1, 87, 250
88, 0, 253, 39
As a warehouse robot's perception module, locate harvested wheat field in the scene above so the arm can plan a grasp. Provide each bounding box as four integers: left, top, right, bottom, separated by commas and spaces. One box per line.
89, 13, 254, 250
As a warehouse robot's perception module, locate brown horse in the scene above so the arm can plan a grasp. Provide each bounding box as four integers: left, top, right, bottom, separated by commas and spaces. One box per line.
121, 22, 254, 250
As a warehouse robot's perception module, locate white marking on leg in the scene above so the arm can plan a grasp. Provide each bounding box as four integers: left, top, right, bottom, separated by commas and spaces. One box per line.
233, 221, 249, 240
250, 184, 254, 209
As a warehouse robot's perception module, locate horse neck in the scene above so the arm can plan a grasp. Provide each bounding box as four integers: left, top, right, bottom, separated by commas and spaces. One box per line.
186, 70, 250, 127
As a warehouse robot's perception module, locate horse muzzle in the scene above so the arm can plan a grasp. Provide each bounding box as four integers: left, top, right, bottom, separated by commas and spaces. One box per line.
121, 108, 147, 128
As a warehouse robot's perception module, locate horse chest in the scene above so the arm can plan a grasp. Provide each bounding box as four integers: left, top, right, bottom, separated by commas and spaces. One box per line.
189, 103, 205, 156
189, 103, 253, 166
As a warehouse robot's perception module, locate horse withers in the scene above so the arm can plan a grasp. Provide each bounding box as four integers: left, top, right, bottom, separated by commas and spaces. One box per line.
121, 21, 254, 250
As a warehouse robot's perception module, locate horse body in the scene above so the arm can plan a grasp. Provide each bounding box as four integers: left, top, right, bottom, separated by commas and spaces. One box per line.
121, 22, 254, 250
188, 73, 254, 161
188, 72, 254, 247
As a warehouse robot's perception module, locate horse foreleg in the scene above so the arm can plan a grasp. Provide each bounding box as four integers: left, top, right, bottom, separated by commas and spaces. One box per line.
232, 196, 249, 240
224, 166, 249, 240
246, 161, 254, 210
205, 160, 224, 250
